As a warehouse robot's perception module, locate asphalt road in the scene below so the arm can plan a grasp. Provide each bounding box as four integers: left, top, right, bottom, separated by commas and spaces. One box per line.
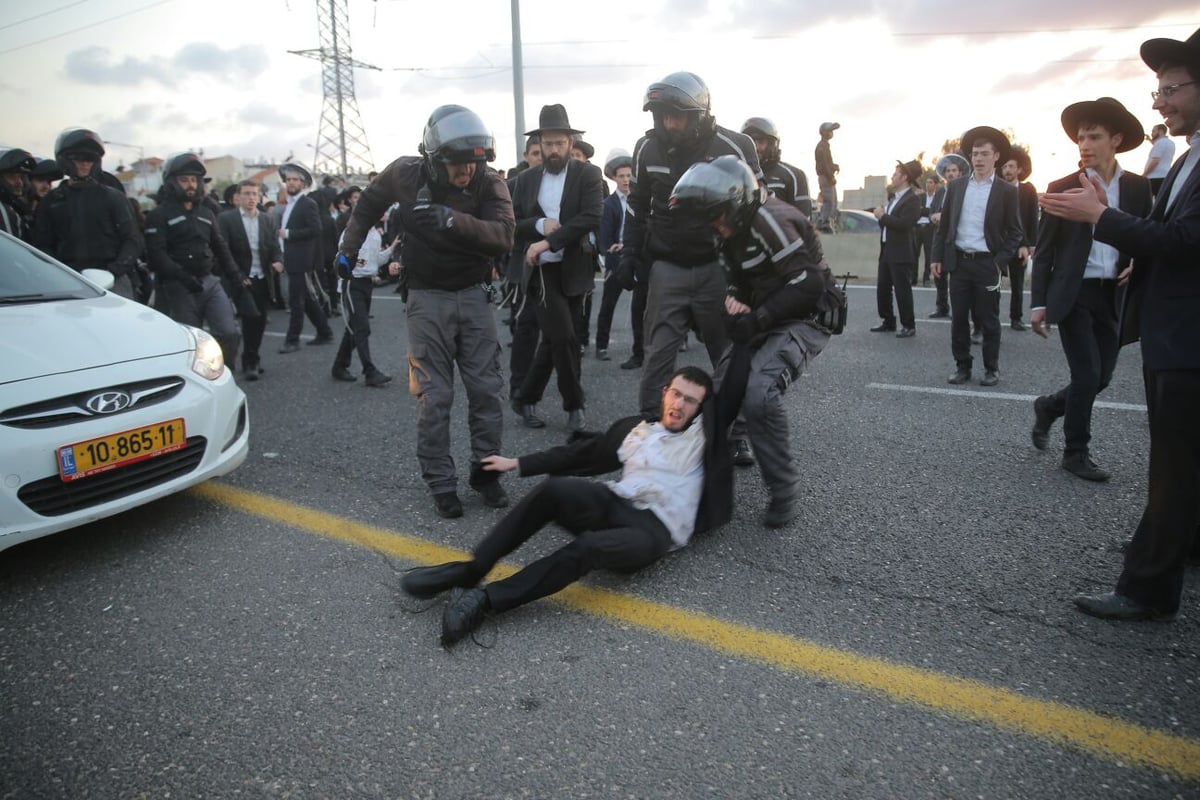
2, 279, 1198, 799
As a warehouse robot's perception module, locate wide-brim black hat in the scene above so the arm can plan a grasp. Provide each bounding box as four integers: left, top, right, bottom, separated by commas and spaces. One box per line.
573, 139, 594, 159
1008, 145, 1032, 181
896, 159, 922, 186
1141, 27, 1200, 72
524, 103, 584, 136
1060, 97, 1144, 153
959, 126, 1011, 165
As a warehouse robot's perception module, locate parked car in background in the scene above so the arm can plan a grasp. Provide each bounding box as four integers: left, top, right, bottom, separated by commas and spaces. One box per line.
834, 209, 880, 235
0, 232, 248, 552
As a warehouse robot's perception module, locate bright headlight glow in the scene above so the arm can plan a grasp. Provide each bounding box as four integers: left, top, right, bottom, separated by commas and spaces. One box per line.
186, 325, 226, 380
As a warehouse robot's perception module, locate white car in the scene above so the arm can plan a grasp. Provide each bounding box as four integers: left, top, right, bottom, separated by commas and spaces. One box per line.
0, 232, 248, 552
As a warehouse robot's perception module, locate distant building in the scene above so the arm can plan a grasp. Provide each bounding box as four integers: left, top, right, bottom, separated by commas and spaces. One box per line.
842, 175, 888, 210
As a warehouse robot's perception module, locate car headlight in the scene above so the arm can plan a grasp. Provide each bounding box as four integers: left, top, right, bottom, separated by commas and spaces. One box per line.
185, 325, 226, 380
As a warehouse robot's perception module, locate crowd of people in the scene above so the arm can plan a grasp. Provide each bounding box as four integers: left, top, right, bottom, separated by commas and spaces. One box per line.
2, 24, 1197, 642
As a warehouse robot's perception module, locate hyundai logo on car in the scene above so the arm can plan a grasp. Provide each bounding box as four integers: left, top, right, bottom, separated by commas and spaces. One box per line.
85, 391, 132, 414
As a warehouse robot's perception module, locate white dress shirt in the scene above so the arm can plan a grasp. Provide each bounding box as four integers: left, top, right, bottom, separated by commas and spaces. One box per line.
955, 172, 994, 253
534, 168, 567, 264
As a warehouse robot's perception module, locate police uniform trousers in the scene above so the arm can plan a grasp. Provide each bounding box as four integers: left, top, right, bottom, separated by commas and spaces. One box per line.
515, 263, 585, 412
406, 286, 504, 496
1116, 367, 1200, 614
949, 253, 1002, 372
717, 321, 828, 503
1041, 279, 1120, 455
161, 274, 241, 362
334, 276, 379, 375
468, 477, 672, 613
638, 259, 728, 416
284, 271, 332, 344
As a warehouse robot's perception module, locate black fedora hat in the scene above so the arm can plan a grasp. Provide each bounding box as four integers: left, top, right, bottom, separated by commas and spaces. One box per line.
1007, 145, 1032, 181
1141, 27, 1200, 72
524, 104, 584, 137
1060, 97, 1144, 153
896, 159, 922, 185
959, 125, 1011, 165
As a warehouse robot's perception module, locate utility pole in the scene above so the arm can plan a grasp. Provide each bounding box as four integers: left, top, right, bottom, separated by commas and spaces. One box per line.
289, 0, 378, 179
511, 0, 526, 167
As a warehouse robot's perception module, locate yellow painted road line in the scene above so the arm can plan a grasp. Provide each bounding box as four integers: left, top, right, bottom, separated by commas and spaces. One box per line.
195, 482, 1200, 780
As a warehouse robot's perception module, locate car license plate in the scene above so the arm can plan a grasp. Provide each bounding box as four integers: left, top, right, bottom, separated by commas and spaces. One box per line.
57, 418, 187, 482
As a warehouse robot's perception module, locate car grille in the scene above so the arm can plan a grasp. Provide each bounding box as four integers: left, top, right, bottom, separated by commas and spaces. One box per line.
17, 436, 207, 516
0, 377, 185, 429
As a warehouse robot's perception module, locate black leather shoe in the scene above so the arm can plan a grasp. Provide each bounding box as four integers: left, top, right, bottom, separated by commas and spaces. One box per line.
307, 334, 334, 346
241, 363, 260, 382
511, 399, 545, 429
433, 491, 463, 519
947, 369, 971, 385
442, 587, 490, 646
971, 332, 983, 345
1031, 395, 1055, 450
332, 366, 357, 382
928, 310, 949, 319
364, 370, 393, 387
731, 439, 755, 467
763, 495, 796, 528
620, 355, 642, 370
1010, 319, 1026, 332
595, 348, 610, 361
401, 560, 477, 599
979, 370, 999, 387
896, 327, 916, 338
567, 409, 586, 432
1062, 452, 1110, 482
1073, 591, 1174, 621
869, 322, 897, 332
475, 480, 508, 508
278, 341, 300, 354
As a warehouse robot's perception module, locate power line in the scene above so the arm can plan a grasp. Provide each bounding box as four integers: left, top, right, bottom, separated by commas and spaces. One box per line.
0, 0, 177, 56
0, 0, 90, 33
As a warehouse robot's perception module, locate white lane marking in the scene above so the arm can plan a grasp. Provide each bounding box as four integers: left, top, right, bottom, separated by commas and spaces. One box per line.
867, 383, 1147, 412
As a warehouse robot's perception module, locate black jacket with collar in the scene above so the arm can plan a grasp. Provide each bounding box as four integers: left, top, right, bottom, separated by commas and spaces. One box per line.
217, 208, 281, 276
514, 345, 751, 536
877, 188, 921, 263
931, 174, 1023, 273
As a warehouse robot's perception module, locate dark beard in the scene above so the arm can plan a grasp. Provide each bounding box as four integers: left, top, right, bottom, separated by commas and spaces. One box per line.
544, 154, 566, 174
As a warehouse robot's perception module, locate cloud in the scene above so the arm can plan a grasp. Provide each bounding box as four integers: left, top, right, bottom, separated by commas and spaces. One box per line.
991, 47, 1149, 94
64, 42, 270, 88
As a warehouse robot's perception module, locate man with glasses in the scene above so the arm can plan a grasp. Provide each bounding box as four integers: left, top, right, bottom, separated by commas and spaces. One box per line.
1041, 27, 1200, 621
400, 359, 749, 647
931, 127, 1024, 386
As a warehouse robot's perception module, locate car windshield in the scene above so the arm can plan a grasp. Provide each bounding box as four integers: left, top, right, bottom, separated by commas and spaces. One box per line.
0, 232, 104, 304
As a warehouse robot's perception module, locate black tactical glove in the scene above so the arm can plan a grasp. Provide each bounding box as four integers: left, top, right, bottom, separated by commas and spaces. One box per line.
727, 312, 760, 345
411, 204, 454, 231
335, 252, 355, 280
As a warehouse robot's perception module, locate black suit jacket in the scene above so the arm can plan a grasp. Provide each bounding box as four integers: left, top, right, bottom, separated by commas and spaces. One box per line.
1094, 149, 1200, 369
1017, 181, 1039, 248
279, 194, 322, 275
1030, 171, 1152, 324
508, 158, 604, 296
877, 189, 921, 263
931, 175, 1023, 273
217, 208, 282, 276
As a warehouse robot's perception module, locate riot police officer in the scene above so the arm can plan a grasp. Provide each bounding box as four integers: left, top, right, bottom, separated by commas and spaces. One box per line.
741, 117, 813, 219
144, 152, 244, 361
339, 105, 515, 519
31, 129, 140, 298
0, 147, 35, 240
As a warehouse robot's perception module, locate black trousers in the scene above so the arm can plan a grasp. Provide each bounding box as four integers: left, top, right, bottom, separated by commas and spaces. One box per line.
334, 276, 377, 373
509, 284, 540, 398
876, 251, 915, 329
1007, 257, 1027, 322
917, 224, 935, 283
241, 275, 271, 368
949, 256, 1001, 372
631, 260, 650, 358
1116, 367, 1200, 613
517, 264, 585, 412
473, 477, 673, 613
573, 289, 593, 348
284, 271, 332, 343
1043, 280, 1120, 455
594, 272, 626, 352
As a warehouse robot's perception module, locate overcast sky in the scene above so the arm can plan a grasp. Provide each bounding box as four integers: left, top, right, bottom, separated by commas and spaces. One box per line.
2, 0, 1196, 197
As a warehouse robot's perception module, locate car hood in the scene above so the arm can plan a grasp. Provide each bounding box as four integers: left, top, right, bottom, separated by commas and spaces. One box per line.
1, 294, 192, 383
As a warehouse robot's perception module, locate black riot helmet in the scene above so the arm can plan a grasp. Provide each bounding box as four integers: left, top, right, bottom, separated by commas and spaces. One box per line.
0, 147, 36, 175
643, 72, 714, 150
741, 117, 781, 165
668, 155, 765, 233
54, 128, 105, 180
419, 105, 496, 188
161, 152, 207, 201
